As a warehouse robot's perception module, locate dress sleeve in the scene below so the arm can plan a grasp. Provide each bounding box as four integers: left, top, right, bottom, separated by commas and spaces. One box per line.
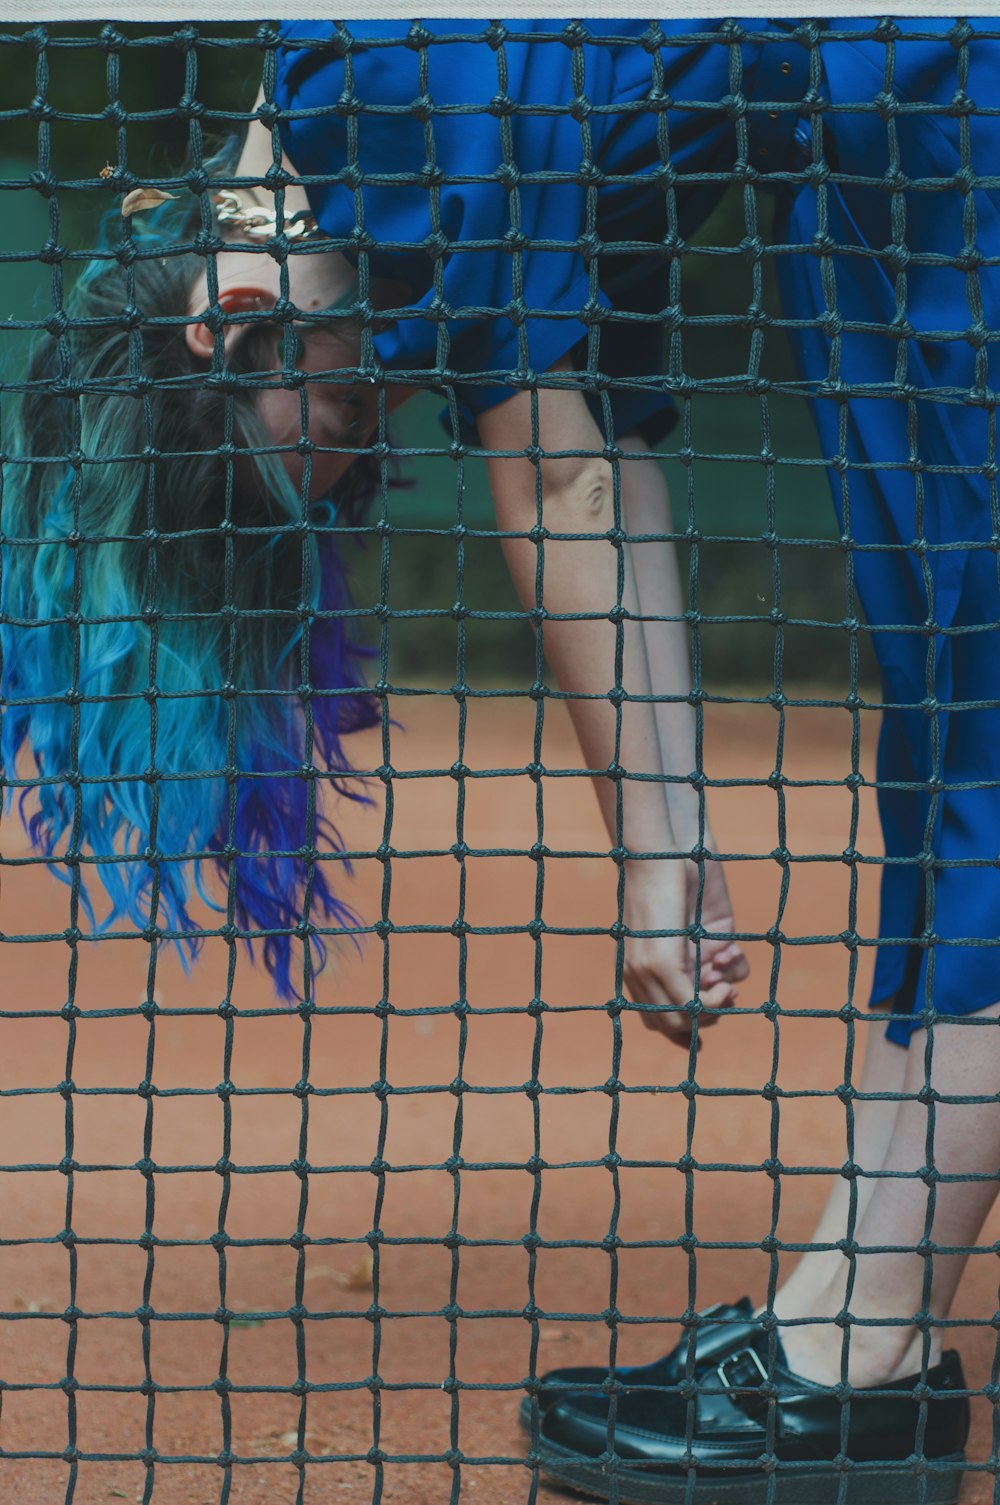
273, 20, 605, 417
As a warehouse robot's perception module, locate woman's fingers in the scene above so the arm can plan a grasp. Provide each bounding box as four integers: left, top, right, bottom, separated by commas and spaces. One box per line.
638, 992, 735, 1045
621, 857, 746, 1049
700, 954, 749, 988
688, 859, 750, 985
720, 943, 750, 973
698, 978, 739, 1011
690, 929, 749, 987
625, 946, 737, 1048
711, 941, 750, 982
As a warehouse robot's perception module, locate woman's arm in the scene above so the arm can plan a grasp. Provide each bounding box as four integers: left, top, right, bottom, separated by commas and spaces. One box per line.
478, 368, 742, 1045
616, 434, 749, 1013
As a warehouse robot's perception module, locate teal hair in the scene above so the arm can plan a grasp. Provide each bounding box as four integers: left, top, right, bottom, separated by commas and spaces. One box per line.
1, 149, 380, 998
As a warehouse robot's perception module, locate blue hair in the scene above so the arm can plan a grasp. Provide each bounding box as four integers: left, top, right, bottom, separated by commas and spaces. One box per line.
1, 167, 380, 1000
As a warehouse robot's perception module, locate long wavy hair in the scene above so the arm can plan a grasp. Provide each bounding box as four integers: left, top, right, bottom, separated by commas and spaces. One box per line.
1, 142, 380, 1000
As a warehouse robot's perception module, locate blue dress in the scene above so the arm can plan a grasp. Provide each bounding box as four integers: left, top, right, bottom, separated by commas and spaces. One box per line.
274, 18, 1000, 1045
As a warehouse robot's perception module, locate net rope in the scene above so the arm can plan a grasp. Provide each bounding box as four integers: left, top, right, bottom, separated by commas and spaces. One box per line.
0, 17, 998, 1504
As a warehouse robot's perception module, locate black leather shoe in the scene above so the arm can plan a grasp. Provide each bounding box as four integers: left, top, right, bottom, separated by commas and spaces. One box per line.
534, 1326, 969, 1505
519, 1299, 760, 1434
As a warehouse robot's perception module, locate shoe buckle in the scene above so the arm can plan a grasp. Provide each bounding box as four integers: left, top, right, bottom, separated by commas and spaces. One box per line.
717, 1346, 769, 1392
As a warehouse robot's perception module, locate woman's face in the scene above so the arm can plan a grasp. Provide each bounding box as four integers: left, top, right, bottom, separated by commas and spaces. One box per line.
255, 317, 379, 501
186, 244, 380, 501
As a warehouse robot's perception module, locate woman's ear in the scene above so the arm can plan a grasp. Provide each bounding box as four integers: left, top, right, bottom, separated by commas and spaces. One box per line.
185, 286, 274, 361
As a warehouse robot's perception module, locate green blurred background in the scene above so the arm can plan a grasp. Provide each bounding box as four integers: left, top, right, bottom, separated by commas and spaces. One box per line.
0, 21, 874, 691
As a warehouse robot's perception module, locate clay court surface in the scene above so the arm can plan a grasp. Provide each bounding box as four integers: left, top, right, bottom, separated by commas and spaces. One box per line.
1, 695, 997, 1503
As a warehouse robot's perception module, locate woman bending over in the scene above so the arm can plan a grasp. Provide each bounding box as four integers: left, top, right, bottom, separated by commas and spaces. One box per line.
7, 19, 1000, 1504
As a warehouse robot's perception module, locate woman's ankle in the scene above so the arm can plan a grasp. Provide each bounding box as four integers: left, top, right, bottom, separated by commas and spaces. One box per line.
778, 1313, 942, 1388
759, 1253, 848, 1321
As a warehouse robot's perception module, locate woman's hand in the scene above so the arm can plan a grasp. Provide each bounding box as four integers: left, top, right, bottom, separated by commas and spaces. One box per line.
622, 845, 748, 1049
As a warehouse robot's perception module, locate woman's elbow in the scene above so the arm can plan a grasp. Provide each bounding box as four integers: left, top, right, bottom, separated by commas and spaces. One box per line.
552, 460, 615, 525
492, 456, 617, 531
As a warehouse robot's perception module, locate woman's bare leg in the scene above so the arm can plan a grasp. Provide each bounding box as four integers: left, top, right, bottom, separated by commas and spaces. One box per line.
779, 1001, 1000, 1385
769, 1014, 908, 1315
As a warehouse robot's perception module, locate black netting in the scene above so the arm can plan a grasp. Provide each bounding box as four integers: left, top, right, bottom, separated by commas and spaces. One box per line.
0, 16, 998, 1505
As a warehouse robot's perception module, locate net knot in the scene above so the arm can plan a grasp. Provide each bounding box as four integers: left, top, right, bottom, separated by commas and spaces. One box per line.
170, 24, 198, 51
561, 20, 589, 45
177, 94, 204, 121
419, 161, 446, 189
38, 239, 64, 267
336, 92, 364, 120
256, 98, 282, 128
577, 160, 604, 187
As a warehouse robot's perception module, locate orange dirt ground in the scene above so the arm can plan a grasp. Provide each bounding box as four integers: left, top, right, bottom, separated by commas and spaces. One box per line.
1, 695, 996, 1504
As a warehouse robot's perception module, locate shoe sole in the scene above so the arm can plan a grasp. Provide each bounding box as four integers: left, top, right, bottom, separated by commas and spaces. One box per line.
531, 1435, 966, 1505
